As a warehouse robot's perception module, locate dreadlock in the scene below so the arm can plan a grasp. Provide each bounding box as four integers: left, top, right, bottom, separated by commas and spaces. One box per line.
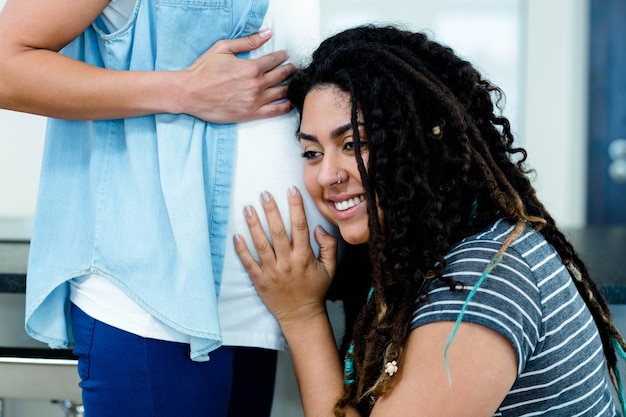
288, 24, 625, 416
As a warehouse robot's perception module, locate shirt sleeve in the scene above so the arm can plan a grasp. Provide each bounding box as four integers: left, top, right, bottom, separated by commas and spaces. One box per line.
410, 239, 543, 375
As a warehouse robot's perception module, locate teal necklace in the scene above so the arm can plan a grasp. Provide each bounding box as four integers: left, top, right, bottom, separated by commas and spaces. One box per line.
344, 287, 373, 385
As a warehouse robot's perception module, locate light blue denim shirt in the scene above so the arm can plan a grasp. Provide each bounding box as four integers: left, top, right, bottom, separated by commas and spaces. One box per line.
25, 0, 268, 361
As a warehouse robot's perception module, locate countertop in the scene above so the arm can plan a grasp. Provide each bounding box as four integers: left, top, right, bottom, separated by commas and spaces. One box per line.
0, 241, 28, 293
1, 221, 625, 302
0, 217, 30, 293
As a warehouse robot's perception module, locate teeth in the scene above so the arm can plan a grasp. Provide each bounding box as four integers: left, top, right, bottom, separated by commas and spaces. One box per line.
334, 195, 365, 211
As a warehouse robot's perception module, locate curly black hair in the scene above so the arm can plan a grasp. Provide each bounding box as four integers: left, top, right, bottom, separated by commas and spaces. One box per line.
288, 24, 624, 416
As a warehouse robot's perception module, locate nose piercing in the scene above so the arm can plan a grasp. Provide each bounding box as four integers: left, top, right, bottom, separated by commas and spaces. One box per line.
337, 173, 342, 184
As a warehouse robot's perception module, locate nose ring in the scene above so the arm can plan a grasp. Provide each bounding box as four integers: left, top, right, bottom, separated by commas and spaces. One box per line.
337, 173, 342, 184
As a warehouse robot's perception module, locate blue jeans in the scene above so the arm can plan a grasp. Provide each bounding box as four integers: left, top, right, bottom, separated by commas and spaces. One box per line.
71, 304, 277, 417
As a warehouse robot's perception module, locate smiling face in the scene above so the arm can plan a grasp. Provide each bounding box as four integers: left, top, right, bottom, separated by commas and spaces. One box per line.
298, 85, 370, 245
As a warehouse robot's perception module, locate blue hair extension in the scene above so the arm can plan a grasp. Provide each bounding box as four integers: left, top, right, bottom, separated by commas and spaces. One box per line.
468, 198, 479, 226
442, 253, 501, 385
611, 337, 626, 416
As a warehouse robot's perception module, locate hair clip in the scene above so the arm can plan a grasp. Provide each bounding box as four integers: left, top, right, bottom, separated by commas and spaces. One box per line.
384, 360, 398, 377
566, 263, 584, 282
432, 120, 446, 138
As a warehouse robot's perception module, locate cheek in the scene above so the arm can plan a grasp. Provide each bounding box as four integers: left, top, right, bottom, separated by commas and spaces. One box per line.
304, 166, 333, 220
303, 166, 322, 201
361, 151, 369, 169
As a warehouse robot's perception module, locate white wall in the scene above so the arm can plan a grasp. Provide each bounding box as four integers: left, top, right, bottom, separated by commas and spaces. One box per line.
522, 0, 589, 227
0, 110, 45, 219
0, 0, 46, 216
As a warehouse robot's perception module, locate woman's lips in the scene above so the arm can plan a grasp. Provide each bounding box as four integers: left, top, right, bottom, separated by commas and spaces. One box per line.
332, 194, 365, 211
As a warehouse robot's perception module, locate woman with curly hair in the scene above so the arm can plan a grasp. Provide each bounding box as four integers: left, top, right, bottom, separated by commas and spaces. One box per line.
234, 25, 626, 416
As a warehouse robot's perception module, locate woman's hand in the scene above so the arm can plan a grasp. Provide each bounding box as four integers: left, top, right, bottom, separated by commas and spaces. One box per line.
235, 187, 349, 417
181, 29, 297, 123
234, 186, 337, 328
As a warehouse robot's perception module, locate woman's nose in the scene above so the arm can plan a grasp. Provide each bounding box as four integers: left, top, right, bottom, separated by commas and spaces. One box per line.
319, 157, 346, 187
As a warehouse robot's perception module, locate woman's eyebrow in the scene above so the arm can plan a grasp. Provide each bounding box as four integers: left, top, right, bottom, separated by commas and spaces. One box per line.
297, 122, 359, 142
297, 131, 317, 142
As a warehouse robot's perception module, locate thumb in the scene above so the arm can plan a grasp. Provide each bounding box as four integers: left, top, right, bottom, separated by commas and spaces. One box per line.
224, 28, 273, 55
315, 226, 337, 277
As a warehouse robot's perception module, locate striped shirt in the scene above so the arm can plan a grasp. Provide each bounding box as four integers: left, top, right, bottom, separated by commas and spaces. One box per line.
411, 219, 619, 416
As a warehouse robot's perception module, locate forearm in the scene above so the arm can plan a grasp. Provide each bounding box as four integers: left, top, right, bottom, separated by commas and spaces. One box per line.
281, 312, 359, 417
0, 48, 184, 120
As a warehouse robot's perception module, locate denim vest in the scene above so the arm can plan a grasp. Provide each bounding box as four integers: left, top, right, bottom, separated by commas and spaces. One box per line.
25, 0, 268, 361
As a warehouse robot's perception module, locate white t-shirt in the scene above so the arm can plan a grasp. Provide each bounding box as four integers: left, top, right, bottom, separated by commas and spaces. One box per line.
70, 0, 329, 351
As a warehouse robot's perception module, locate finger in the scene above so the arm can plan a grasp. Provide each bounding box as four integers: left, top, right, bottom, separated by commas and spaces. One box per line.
260, 83, 290, 106
261, 84, 289, 103
251, 99, 294, 120
233, 234, 263, 279
314, 226, 338, 279
219, 28, 274, 55
253, 50, 293, 74
286, 186, 312, 254
243, 204, 277, 264
259, 191, 292, 256
261, 61, 296, 85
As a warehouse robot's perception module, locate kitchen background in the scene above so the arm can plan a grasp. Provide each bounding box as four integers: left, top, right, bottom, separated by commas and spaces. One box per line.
2, 0, 624, 416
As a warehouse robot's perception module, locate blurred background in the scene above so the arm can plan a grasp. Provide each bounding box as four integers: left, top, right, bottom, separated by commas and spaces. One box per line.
1, 0, 625, 415
2, 0, 610, 228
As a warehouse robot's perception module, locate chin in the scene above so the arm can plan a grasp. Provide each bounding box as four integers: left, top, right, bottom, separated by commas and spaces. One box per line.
335, 218, 370, 245
339, 230, 369, 245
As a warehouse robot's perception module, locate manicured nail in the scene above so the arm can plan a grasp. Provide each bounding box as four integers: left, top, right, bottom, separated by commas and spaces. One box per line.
261, 191, 271, 203
316, 225, 327, 235
244, 205, 254, 217
259, 28, 272, 39
233, 234, 242, 244
288, 185, 298, 196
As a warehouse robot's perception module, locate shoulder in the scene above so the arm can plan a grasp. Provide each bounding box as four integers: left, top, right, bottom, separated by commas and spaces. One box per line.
412, 219, 551, 370
446, 219, 560, 280
440, 219, 545, 295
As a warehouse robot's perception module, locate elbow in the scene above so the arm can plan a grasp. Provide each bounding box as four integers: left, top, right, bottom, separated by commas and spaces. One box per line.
0, 49, 20, 111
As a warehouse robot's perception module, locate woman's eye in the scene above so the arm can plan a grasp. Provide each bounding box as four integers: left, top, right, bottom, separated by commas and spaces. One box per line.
344, 140, 367, 152
301, 150, 323, 160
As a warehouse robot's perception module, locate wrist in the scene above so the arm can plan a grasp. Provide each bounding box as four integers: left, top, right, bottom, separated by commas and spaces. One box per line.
152, 69, 187, 116
114, 69, 186, 117
278, 303, 329, 336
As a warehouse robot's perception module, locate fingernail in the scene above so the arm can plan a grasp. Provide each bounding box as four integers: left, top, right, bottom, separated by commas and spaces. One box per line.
316, 225, 327, 235
259, 28, 272, 39
288, 185, 298, 196
233, 234, 242, 244
261, 191, 271, 203
244, 205, 254, 217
